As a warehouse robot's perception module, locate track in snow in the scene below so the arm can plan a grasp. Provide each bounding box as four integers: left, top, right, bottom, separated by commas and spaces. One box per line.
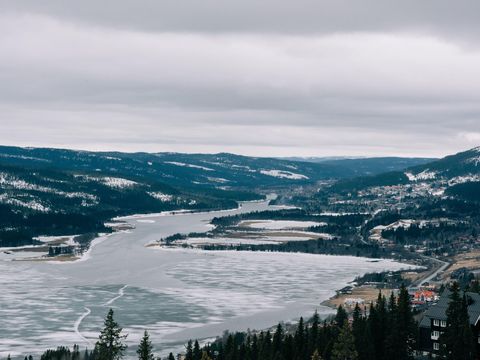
103, 284, 128, 306
74, 307, 92, 344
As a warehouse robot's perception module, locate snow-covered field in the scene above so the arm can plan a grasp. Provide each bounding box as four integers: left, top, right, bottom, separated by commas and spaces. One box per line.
164, 161, 214, 171
240, 220, 326, 230
260, 169, 309, 180
0, 200, 415, 359
405, 170, 437, 181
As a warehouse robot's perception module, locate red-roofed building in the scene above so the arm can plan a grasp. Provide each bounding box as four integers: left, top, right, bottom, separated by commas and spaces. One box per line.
414, 290, 437, 303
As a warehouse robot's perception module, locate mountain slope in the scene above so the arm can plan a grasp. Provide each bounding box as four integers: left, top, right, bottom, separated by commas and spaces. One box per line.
0, 146, 354, 190
329, 146, 480, 193
405, 146, 480, 184
0, 145, 357, 247
321, 157, 435, 176
0, 161, 258, 247
284, 156, 435, 175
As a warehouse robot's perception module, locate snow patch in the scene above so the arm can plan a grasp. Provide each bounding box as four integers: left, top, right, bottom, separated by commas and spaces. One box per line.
148, 192, 174, 202
447, 174, 480, 186
207, 177, 230, 183
240, 220, 326, 230
465, 156, 480, 167
260, 170, 308, 180
165, 161, 214, 171
0, 194, 50, 212
77, 175, 138, 189
405, 170, 436, 181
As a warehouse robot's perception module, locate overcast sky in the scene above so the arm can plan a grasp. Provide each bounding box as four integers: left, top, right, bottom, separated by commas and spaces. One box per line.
1, 1, 480, 158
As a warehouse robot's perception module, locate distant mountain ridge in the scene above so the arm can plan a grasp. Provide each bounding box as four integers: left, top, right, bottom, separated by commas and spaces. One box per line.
0, 145, 470, 247
406, 146, 480, 181
0, 146, 353, 190
329, 146, 480, 193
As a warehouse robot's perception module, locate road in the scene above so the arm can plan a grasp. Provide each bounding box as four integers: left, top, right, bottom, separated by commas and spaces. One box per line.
414, 255, 450, 287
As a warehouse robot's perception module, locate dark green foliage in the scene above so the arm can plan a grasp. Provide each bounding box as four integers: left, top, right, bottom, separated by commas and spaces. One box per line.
331, 321, 358, 360
94, 309, 127, 360
199, 237, 415, 261
193, 341, 202, 360
440, 283, 476, 360
329, 171, 409, 194
320, 157, 434, 176
137, 331, 154, 360
334, 306, 348, 328
185, 340, 193, 360
354, 271, 412, 288
446, 181, 480, 202
382, 222, 474, 246
193, 291, 416, 360
40, 345, 82, 360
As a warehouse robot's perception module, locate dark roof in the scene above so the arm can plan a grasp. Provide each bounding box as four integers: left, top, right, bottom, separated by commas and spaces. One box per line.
419, 290, 480, 327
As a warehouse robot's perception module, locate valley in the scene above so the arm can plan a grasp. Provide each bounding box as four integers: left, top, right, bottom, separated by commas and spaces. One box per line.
0, 199, 414, 359
2, 145, 480, 359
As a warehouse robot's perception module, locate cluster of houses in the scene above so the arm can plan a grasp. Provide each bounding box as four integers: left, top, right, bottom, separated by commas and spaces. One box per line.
418, 290, 480, 357
335, 281, 480, 357
409, 286, 439, 310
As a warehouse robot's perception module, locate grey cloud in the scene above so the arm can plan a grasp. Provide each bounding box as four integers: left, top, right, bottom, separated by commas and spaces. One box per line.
0, 2, 479, 157
2, 0, 480, 41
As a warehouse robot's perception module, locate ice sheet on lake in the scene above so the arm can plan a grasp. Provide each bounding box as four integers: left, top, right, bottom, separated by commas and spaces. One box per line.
0, 200, 415, 359
240, 220, 326, 230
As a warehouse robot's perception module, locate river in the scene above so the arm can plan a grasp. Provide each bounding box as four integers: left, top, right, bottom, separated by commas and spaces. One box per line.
0, 200, 413, 358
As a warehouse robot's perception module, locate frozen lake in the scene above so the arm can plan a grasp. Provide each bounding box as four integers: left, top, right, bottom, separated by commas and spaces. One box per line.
0, 200, 413, 358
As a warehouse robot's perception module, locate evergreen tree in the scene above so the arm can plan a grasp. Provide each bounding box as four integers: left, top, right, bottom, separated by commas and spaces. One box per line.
331, 321, 358, 360
371, 294, 387, 360
272, 323, 283, 357
72, 344, 80, 360
294, 317, 306, 360
335, 306, 348, 328
185, 340, 194, 360
259, 331, 272, 360
193, 341, 202, 360
395, 285, 416, 359
457, 295, 475, 360
440, 283, 476, 360
167, 353, 175, 360
137, 331, 154, 360
224, 334, 236, 360
308, 311, 320, 357
366, 302, 377, 360
95, 309, 127, 360
251, 334, 259, 360
351, 304, 369, 360
282, 334, 294, 360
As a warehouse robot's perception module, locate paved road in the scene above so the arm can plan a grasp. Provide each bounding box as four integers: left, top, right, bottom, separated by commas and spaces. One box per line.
414, 255, 450, 287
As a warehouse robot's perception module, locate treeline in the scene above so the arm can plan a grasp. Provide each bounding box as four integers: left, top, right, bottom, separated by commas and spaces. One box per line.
354, 271, 412, 288
326, 171, 409, 194
198, 238, 418, 261
211, 209, 320, 227
382, 222, 475, 246
194, 285, 416, 360
161, 232, 212, 245
21, 287, 416, 360
15, 283, 480, 360
211, 209, 369, 231
0, 205, 108, 247
0, 160, 265, 248
446, 181, 480, 203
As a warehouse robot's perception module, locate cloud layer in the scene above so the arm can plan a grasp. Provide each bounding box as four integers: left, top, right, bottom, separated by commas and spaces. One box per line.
1, 1, 479, 157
